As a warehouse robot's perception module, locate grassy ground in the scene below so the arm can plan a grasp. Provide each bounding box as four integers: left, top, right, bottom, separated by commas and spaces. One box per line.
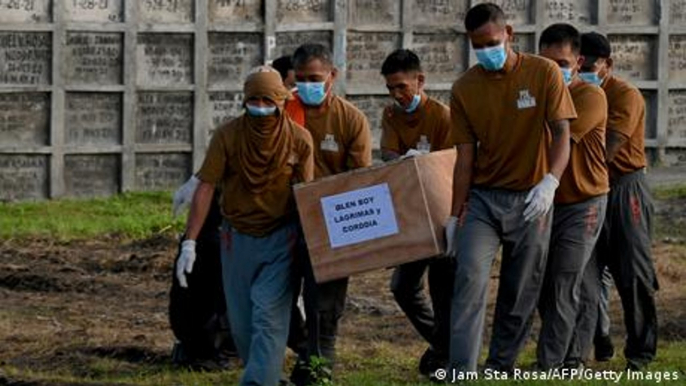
0, 341, 684, 385
0, 185, 685, 385
1, 184, 684, 242
0, 192, 185, 241
653, 184, 686, 201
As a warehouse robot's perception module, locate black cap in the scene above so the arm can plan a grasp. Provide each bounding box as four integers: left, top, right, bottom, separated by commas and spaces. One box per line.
580, 32, 611, 59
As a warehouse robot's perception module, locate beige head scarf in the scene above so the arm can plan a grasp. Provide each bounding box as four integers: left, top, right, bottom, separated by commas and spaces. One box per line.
236, 67, 295, 193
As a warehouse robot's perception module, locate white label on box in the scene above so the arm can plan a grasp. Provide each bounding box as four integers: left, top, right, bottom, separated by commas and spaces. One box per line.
321, 183, 399, 249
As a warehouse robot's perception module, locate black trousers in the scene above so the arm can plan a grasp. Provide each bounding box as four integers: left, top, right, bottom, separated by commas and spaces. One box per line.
291, 241, 349, 365
573, 170, 658, 368
390, 256, 454, 356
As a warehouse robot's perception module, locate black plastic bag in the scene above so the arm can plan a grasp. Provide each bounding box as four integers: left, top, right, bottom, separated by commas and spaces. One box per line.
168, 194, 237, 369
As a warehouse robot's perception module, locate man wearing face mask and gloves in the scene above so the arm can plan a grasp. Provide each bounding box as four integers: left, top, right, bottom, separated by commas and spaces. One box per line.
575, 32, 658, 371
536, 23, 609, 371
177, 66, 314, 386
445, 3, 576, 374
285, 43, 373, 386
379, 48, 454, 377
171, 58, 309, 369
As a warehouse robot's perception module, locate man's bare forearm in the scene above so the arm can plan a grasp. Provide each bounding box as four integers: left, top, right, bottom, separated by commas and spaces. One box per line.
184, 181, 215, 241
451, 144, 475, 217
548, 119, 571, 180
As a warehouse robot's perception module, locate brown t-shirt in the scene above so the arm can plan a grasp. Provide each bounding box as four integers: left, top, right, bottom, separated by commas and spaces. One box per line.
197, 116, 314, 237
380, 95, 452, 158
556, 82, 610, 204
303, 95, 373, 178
451, 53, 577, 191
602, 75, 647, 177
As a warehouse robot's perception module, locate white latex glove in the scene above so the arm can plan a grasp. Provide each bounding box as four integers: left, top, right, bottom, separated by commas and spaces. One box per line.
444, 216, 459, 258
523, 173, 559, 222
172, 176, 200, 217
176, 239, 196, 288
400, 148, 424, 160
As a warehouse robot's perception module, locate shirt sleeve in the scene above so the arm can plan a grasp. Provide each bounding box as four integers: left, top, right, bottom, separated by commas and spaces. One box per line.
380, 107, 401, 154
607, 87, 644, 140
545, 63, 578, 123
570, 87, 608, 143
346, 111, 373, 169
196, 126, 227, 185
450, 84, 477, 145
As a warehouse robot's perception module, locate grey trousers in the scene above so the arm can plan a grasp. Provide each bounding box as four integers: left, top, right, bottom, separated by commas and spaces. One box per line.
449, 188, 553, 372
567, 250, 600, 364
596, 267, 614, 338
221, 221, 298, 386
390, 256, 454, 356
537, 195, 607, 369
571, 170, 658, 367
567, 254, 614, 364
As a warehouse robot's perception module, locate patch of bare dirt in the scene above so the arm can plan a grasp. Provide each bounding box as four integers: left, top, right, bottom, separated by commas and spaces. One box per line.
655, 196, 686, 243
0, 235, 177, 383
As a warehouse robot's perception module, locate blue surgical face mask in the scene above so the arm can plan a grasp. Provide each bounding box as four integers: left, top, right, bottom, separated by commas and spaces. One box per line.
561, 67, 573, 86
296, 80, 328, 106
396, 94, 422, 113
475, 43, 507, 71
246, 104, 277, 117
579, 71, 602, 86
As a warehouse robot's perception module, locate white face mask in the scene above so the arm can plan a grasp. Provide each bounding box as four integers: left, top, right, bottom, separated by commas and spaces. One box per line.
246, 104, 277, 117
474, 42, 507, 71
579, 71, 603, 86
561, 67, 573, 86
395, 94, 422, 113
296, 75, 330, 106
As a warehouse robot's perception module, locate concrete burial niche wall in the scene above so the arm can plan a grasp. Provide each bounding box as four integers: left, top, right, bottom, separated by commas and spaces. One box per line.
0, 0, 683, 201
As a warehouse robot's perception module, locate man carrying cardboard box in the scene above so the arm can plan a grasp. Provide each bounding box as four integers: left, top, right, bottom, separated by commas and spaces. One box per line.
177, 67, 314, 386
287, 43, 373, 386
536, 23, 609, 370
379, 48, 454, 377
445, 2, 576, 374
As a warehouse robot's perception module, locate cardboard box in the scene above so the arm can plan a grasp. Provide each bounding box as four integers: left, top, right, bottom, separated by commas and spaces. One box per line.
294, 148, 456, 283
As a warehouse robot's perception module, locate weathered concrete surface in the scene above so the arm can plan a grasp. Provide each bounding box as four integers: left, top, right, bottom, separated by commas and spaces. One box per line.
0, 1, 684, 200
